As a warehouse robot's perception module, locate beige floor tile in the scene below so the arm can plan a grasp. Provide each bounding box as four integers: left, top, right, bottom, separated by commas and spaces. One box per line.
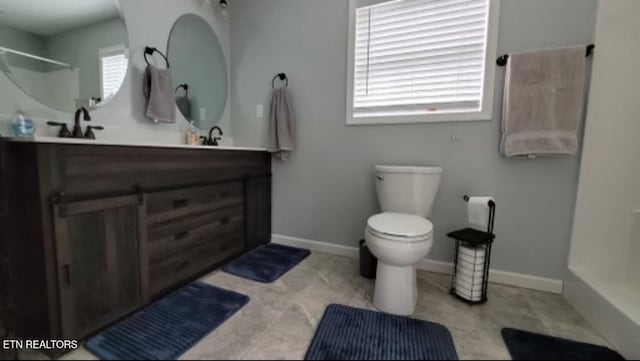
451, 326, 512, 360
57, 347, 98, 361
293, 275, 356, 320
201, 271, 256, 294
52, 251, 611, 361
296, 252, 334, 272
179, 312, 269, 360
268, 302, 319, 341
242, 330, 310, 360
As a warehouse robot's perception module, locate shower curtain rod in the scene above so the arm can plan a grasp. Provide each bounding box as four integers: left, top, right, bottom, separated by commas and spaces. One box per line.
0, 46, 73, 69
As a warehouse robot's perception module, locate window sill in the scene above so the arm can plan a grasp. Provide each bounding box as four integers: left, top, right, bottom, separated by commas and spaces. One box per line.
346, 111, 494, 126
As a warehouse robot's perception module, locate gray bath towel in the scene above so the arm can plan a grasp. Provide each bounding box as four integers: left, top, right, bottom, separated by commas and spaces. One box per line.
500, 46, 587, 157
268, 88, 296, 161
143, 65, 176, 123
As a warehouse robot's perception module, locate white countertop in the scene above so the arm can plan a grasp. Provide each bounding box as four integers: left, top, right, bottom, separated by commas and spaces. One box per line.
2, 136, 268, 152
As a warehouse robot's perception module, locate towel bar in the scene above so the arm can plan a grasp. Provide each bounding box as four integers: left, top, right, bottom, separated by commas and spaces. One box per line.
496, 44, 595, 67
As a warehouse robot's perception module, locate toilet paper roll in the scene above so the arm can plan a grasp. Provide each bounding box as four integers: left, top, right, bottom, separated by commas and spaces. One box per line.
459, 245, 487, 260
468, 196, 495, 230
456, 287, 483, 302
455, 276, 483, 292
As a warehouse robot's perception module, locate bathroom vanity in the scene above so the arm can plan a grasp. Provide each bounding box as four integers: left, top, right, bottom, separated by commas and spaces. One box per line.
0, 140, 271, 343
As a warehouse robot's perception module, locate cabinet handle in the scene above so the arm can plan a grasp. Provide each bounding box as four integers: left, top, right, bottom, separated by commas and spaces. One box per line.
174, 231, 190, 240
62, 265, 71, 288
173, 199, 189, 209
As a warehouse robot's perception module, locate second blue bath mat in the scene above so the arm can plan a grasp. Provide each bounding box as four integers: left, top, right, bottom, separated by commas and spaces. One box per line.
222, 243, 310, 283
86, 282, 249, 360
305, 304, 459, 360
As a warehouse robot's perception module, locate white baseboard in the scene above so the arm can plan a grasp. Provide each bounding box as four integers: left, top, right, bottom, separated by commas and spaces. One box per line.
272, 234, 564, 294
274, 234, 359, 258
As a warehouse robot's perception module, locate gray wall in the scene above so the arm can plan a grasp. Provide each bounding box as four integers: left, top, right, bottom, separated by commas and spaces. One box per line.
45, 17, 127, 101
231, 0, 598, 280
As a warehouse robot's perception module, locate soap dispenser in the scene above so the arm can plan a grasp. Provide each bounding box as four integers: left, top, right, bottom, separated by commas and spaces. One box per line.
186, 121, 199, 145
11, 111, 36, 137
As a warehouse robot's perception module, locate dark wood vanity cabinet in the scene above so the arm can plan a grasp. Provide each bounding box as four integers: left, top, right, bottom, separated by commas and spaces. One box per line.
0, 142, 271, 344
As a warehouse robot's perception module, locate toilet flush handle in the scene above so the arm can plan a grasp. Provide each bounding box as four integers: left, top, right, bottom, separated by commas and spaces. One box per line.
375, 175, 384, 181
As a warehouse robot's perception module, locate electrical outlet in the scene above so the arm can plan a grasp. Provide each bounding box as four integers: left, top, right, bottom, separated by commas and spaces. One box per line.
200, 108, 207, 121
256, 104, 264, 118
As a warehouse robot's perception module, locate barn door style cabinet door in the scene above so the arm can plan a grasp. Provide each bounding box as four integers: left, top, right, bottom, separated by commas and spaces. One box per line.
51, 194, 148, 340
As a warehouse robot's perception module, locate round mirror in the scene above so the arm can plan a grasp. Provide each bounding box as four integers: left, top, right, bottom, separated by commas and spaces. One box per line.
168, 14, 228, 129
0, 0, 129, 112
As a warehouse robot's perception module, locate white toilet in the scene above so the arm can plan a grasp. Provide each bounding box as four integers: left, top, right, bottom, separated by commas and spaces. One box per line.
365, 165, 442, 316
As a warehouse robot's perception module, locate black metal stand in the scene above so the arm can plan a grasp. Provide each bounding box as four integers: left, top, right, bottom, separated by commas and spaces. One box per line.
447, 196, 496, 305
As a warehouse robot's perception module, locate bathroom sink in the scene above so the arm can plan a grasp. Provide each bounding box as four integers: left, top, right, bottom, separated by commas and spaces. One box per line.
2, 136, 267, 152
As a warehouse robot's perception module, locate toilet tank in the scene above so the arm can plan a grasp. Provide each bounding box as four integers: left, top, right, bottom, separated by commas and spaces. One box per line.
374, 165, 443, 218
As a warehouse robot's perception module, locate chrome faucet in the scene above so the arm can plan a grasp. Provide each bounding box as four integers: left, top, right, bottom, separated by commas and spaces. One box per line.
204, 126, 223, 146
73, 107, 91, 138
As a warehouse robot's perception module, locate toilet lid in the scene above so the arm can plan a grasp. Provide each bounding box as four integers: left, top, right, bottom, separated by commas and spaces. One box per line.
367, 213, 433, 239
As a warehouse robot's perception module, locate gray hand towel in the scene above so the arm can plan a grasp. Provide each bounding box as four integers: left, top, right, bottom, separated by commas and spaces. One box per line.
176, 95, 192, 120
500, 46, 587, 157
143, 65, 176, 123
268, 88, 296, 161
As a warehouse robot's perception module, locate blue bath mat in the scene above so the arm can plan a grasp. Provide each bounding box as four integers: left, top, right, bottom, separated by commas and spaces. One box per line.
86, 282, 249, 360
222, 243, 310, 283
502, 328, 625, 360
305, 304, 458, 360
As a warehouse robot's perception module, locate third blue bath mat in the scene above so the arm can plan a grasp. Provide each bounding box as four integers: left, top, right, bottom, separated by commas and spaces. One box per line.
86, 282, 249, 360
502, 328, 625, 360
305, 304, 458, 360
222, 243, 310, 283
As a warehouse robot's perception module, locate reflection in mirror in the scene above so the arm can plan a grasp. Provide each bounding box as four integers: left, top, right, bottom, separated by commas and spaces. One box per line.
0, 0, 129, 112
168, 14, 227, 130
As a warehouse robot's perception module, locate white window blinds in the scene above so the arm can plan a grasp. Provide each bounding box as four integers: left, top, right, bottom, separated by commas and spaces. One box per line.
353, 0, 489, 118
100, 50, 128, 99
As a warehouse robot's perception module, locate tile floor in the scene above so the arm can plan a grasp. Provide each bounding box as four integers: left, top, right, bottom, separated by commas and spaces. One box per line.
60, 251, 609, 360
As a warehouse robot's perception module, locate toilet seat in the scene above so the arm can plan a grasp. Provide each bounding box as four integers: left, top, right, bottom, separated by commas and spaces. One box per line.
367, 212, 433, 243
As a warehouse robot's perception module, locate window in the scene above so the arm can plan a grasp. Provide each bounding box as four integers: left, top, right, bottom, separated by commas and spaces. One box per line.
99, 46, 128, 100
347, 0, 499, 125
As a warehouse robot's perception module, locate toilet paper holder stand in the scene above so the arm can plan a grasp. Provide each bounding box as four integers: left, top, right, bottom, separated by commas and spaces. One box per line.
447, 195, 496, 305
